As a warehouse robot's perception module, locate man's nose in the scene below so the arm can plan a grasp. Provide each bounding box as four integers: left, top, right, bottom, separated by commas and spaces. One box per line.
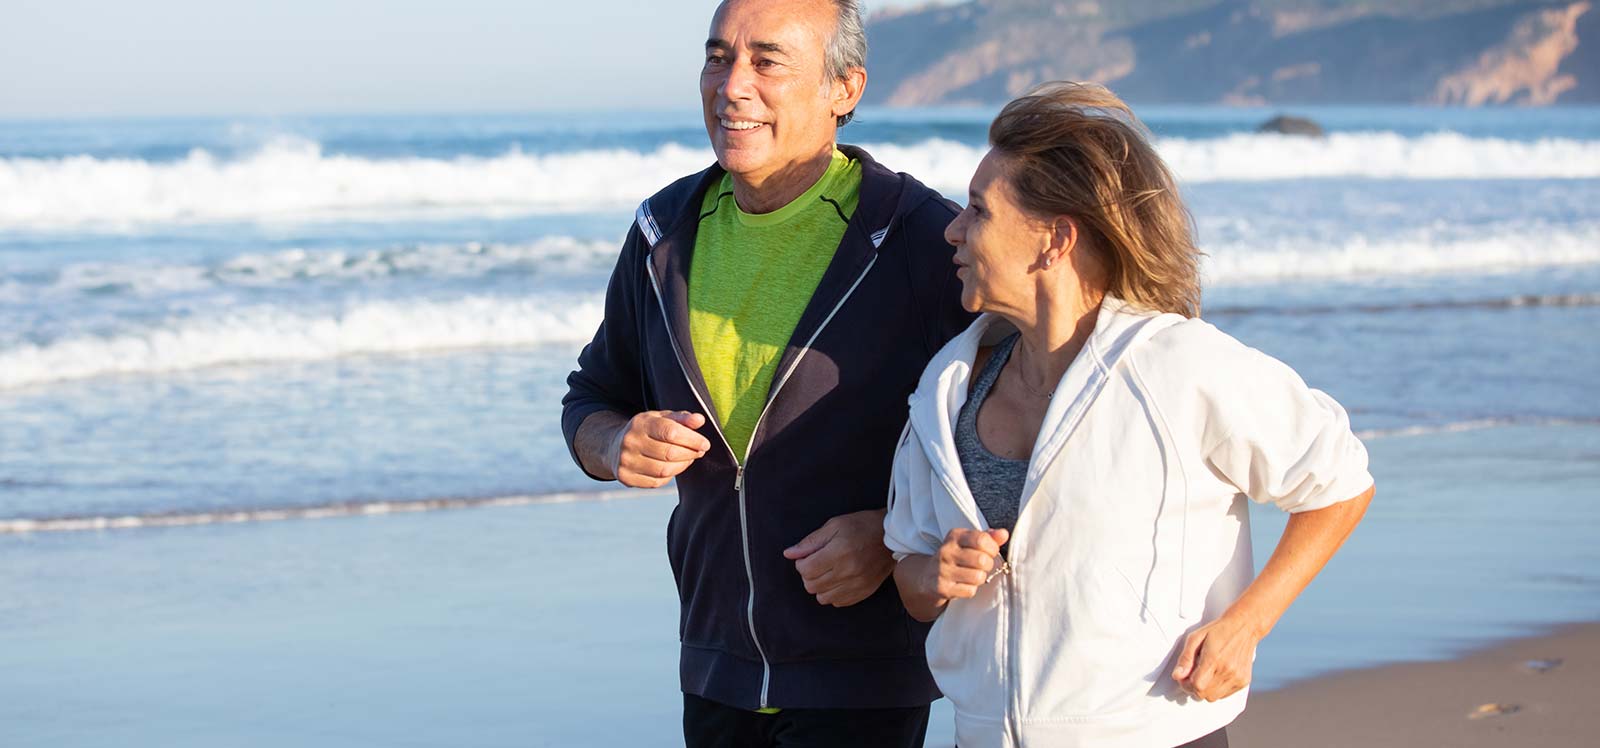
720, 58, 757, 101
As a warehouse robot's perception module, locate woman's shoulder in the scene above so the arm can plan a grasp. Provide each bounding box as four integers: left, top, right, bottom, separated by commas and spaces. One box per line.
1135, 316, 1252, 367
1129, 316, 1300, 399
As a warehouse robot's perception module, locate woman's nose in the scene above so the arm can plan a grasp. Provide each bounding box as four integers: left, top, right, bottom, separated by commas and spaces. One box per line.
944, 210, 966, 246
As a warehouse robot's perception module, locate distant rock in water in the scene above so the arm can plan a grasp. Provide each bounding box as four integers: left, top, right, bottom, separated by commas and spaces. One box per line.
1257, 115, 1325, 137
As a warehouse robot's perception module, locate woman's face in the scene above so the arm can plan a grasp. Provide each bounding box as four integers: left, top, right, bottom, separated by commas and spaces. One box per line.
944, 150, 1055, 316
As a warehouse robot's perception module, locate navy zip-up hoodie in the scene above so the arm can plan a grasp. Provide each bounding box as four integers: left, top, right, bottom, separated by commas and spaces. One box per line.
561, 145, 974, 710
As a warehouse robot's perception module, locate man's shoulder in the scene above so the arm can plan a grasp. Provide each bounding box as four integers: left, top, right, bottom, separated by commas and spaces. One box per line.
637, 164, 724, 241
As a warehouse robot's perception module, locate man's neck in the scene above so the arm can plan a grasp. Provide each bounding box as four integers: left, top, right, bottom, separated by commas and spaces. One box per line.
729, 146, 836, 214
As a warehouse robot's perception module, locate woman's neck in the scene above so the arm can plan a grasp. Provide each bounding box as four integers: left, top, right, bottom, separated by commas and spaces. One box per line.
1008, 286, 1105, 396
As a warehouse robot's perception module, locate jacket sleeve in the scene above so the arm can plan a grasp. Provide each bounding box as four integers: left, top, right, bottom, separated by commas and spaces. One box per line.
883, 420, 948, 561
560, 226, 651, 481
900, 197, 977, 356
1200, 339, 1374, 514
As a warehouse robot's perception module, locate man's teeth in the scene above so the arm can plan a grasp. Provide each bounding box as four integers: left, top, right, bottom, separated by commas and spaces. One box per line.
721, 119, 765, 131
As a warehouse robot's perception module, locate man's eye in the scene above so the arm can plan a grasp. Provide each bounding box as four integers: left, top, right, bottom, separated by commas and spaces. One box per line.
705, 55, 726, 65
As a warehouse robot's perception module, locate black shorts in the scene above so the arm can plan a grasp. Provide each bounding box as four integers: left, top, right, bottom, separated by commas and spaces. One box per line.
682, 693, 931, 748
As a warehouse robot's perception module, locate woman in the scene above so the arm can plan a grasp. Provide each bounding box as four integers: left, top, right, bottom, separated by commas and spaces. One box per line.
883, 82, 1375, 748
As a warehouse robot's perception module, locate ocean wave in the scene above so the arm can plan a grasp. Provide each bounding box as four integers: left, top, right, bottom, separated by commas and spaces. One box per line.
0, 237, 619, 300
0, 294, 605, 390
0, 487, 671, 534
1202, 224, 1600, 285
3, 132, 1598, 230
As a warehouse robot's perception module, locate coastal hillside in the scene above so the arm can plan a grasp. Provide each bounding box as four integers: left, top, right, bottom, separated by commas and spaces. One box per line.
864, 0, 1597, 106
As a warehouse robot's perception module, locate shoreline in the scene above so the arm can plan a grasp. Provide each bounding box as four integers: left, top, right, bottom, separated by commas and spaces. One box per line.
1231, 621, 1597, 747
0, 486, 673, 534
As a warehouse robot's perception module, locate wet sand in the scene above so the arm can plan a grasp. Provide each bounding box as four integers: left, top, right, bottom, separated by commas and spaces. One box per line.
1231, 622, 1598, 747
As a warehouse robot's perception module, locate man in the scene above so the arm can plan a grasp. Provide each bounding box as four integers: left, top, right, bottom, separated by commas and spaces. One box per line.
560, 1, 970, 744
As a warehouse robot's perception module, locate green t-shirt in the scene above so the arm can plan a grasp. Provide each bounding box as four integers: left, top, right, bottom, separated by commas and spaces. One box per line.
688, 148, 862, 462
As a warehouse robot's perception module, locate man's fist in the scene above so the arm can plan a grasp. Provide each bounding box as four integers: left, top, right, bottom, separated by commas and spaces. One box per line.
609, 410, 712, 488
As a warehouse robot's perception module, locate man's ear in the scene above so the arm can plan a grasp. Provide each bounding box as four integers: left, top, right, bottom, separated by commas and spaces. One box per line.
831, 67, 867, 121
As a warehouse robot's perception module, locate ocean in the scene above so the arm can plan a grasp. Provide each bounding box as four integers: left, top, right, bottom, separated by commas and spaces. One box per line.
2, 106, 1598, 746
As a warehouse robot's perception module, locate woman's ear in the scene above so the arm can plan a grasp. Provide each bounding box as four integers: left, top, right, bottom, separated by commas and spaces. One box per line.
1046, 216, 1079, 266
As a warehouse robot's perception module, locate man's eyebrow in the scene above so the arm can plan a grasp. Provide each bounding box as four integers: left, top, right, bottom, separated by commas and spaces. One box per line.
704, 38, 789, 55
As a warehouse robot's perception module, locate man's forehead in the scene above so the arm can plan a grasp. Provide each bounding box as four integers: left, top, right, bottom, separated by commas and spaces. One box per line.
708, 0, 830, 49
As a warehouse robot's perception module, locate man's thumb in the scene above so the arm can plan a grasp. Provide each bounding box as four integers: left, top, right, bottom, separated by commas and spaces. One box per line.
783, 529, 830, 560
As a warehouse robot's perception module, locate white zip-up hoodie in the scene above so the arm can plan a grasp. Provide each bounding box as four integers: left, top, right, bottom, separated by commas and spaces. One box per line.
884, 297, 1373, 748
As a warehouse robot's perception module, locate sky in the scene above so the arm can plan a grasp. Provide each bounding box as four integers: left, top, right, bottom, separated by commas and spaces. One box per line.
2, 0, 940, 119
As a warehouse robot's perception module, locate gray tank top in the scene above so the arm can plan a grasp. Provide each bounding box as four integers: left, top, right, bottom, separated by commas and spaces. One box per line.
955, 332, 1029, 534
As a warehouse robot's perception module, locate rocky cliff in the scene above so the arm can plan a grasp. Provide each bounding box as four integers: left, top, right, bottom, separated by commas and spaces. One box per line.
863, 0, 1597, 106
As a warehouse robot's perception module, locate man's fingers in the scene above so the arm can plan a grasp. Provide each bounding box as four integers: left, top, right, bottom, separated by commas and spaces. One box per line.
634, 412, 711, 451
635, 439, 706, 463
618, 455, 695, 482
804, 569, 843, 595
666, 411, 707, 431
795, 552, 835, 581
783, 525, 835, 561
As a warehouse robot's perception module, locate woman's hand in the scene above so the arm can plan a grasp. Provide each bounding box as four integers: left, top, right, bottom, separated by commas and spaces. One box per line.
931, 527, 1009, 600
1170, 612, 1265, 702
893, 527, 1008, 622
1171, 484, 1376, 701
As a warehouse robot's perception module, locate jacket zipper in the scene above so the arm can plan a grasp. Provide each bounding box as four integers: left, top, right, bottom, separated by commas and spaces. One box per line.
647, 252, 881, 709
1006, 565, 1023, 747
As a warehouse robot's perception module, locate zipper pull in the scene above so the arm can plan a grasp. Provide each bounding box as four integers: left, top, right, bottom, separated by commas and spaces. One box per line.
985, 560, 1011, 584
734, 465, 745, 492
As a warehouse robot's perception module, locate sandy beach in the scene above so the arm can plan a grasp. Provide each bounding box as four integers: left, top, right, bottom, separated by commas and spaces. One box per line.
1232, 622, 1598, 747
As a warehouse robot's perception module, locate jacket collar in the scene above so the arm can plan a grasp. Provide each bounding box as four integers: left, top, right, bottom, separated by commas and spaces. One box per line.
634, 144, 935, 428
908, 297, 1180, 500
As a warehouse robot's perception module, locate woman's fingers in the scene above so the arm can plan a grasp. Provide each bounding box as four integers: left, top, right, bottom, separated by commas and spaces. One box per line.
1171, 629, 1205, 682
1173, 620, 1254, 702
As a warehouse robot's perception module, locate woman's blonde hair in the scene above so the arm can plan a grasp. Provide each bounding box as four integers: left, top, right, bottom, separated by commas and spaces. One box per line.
989, 82, 1201, 317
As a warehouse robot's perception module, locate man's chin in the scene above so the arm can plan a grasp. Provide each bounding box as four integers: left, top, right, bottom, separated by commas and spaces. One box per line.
712, 147, 769, 180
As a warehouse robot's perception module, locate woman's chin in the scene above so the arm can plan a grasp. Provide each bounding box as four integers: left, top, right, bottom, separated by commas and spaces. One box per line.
959, 289, 983, 314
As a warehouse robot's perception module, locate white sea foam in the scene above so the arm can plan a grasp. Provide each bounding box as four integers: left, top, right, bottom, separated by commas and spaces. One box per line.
0, 136, 711, 230
3, 132, 1598, 230
0, 294, 605, 390
1202, 223, 1600, 285
2, 237, 619, 300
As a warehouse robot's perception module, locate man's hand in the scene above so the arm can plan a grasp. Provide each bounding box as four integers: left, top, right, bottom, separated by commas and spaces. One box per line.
606, 410, 712, 488
782, 509, 896, 607
1170, 612, 1264, 702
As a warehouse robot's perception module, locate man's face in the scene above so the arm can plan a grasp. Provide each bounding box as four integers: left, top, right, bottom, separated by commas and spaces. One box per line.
701, 0, 844, 186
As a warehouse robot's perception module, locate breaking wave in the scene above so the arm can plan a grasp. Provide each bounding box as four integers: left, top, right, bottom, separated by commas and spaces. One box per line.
0, 294, 605, 390
4, 132, 1598, 230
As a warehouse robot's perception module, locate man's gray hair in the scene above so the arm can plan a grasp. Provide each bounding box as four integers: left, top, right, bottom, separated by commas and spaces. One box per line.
825, 0, 867, 127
